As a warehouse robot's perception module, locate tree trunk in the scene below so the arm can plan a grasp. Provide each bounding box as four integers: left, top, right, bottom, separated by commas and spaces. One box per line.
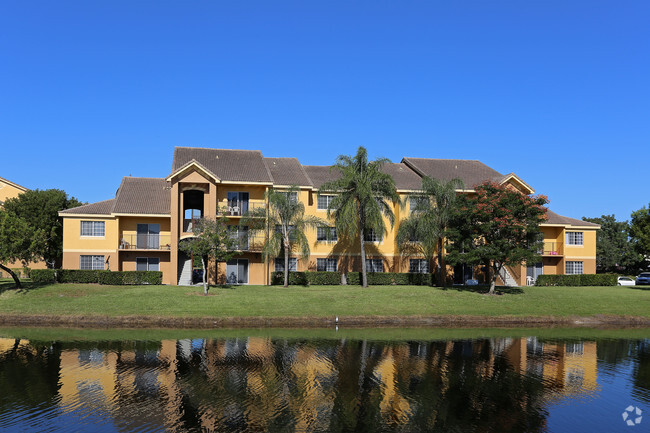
284, 239, 290, 288
201, 256, 208, 295
359, 228, 368, 288
0, 263, 21, 288
489, 263, 500, 295
429, 257, 436, 287
437, 237, 444, 287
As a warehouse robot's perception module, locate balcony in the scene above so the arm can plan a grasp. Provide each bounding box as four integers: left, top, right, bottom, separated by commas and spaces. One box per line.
120, 234, 171, 251
228, 232, 265, 252
219, 201, 266, 217
183, 218, 202, 233
542, 241, 563, 257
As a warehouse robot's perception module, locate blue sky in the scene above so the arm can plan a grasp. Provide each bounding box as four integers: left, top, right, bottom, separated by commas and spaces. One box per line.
1, 1, 648, 221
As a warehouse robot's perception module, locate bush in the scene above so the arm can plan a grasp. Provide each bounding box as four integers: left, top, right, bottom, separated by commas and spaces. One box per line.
535, 274, 618, 287
271, 271, 309, 286
346, 272, 432, 286
306, 271, 341, 285
98, 271, 163, 285
30, 269, 58, 283
58, 269, 101, 284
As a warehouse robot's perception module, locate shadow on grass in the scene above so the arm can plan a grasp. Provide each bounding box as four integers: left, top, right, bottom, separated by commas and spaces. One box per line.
0, 280, 51, 295
629, 285, 650, 291
440, 284, 525, 295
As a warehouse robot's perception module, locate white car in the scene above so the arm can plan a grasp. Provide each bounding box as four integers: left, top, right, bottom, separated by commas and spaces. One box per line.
617, 276, 635, 286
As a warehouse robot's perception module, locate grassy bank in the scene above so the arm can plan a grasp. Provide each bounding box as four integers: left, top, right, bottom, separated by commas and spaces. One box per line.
0, 280, 649, 320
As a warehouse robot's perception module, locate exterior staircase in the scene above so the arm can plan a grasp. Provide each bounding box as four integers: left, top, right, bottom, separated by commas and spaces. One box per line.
178, 258, 193, 286
498, 265, 518, 287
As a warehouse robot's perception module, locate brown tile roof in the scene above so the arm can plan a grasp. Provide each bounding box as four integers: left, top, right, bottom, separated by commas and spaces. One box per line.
264, 157, 313, 187
302, 165, 341, 189
381, 163, 422, 191
112, 177, 171, 214
402, 158, 503, 189
544, 209, 600, 228
60, 199, 117, 215
171, 147, 273, 183
61, 177, 170, 216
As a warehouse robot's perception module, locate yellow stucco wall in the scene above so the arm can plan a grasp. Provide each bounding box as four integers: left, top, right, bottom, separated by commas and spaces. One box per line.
62, 216, 118, 270
0, 180, 26, 203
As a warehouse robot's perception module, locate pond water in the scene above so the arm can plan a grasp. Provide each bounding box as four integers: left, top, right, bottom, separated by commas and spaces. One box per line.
0, 328, 648, 432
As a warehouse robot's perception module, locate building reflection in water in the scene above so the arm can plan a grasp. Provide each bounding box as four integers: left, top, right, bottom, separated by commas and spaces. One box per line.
0, 335, 646, 432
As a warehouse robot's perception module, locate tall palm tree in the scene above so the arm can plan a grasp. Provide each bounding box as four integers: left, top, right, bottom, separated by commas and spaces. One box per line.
244, 185, 326, 287
319, 147, 399, 288
396, 177, 464, 286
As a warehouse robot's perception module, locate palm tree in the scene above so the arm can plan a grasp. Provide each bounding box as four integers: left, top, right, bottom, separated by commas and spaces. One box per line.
244, 185, 326, 287
319, 147, 399, 288
396, 177, 463, 286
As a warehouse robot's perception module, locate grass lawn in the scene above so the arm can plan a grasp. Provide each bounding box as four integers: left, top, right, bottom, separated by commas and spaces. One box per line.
0, 279, 649, 319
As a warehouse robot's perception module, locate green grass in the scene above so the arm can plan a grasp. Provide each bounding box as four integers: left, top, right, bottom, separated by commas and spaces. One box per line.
0, 280, 649, 319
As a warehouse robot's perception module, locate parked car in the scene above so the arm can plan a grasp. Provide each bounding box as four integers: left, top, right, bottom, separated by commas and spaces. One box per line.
617, 276, 636, 286
635, 273, 650, 285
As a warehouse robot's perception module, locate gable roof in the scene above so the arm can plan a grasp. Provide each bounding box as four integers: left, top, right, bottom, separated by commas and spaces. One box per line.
60, 177, 170, 216
402, 158, 504, 190
544, 209, 600, 228
0, 176, 28, 192
381, 163, 423, 191
302, 165, 341, 189
264, 157, 313, 187
171, 147, 273, 184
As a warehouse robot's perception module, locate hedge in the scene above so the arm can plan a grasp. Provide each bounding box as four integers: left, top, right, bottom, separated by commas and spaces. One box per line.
271, 271, 433, 286
30, 269, 163, 285
535, 274, 618, 287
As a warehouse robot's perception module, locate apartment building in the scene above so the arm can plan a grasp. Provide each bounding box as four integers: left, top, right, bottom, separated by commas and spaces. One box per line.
59, 147, 599, 286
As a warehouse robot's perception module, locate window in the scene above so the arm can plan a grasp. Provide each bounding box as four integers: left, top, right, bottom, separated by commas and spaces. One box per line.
565, 261, 584, 275
317, 258, 337, 272
137, 223, 160, 249
364, 229, 382, 242
80, 255, 104, 270
81, 221, 105, 237
409, 196, 428, 212
409, 259, 429, 274
275, 258, 297, 272
275, 224, 296, 241
317, 195, 334, 210
228, 225, 249, 249
280, 191, 298, 203
136, 257, 160, 271
566, 232, 583, 246
366, 259, 383, 273
317, 227, 337, 242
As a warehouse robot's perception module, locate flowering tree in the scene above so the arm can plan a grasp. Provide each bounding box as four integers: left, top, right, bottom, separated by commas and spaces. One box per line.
446, 182, 548, 294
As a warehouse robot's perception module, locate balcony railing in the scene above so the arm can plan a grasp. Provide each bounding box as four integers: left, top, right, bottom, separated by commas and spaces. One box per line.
120, 234, 171, 251
183, 218, 202, 233
228, 232, 265, 252
219, 201, 266, 217
542, 241, 563, 256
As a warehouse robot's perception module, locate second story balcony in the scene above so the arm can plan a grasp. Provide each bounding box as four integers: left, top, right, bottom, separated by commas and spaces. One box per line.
120, 234, 172, 251
219, 200, 266, 217
228, 231, 265, 252
542, 241, 563, 256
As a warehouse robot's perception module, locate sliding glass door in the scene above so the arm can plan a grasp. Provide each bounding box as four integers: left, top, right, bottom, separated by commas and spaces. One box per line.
226, 259, 249, 284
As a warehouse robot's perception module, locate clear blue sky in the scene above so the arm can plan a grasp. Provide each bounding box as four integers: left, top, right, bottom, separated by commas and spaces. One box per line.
1, 1, 648, 221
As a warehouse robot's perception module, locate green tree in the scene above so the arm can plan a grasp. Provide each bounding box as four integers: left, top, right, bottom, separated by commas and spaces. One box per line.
396, 177, 464, 286
582, 214, 640, 273
447, 182, 548, 294
319, 147, 399, 288
2, 189, 82, 267
630, 205, 650, 270
178, 216, 239, 295
0, 212, 46, 287
244, 186, 326, 287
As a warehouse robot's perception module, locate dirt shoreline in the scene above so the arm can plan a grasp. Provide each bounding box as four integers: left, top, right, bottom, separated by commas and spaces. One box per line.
1, 314, 650, 329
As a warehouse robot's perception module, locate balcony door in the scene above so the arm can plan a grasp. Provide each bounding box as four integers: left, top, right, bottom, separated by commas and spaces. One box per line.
226, 259, 248, 284
137, 224, 160, 249
227, 192, 249, 216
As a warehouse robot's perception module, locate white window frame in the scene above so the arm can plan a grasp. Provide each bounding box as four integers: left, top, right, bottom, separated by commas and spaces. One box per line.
366, 259, 384, 273
316, 258, 337, 272
566, 232, 584, 246
409, 196, 428, 213
80, 255, 105, 270
409, 259, 429, 274
81, 221, 105, 237
275, 257, 297, 272
565, 261, 584, 275
364, 229, 382, 243
136, 257, 160, 271
317, 195, 335, 211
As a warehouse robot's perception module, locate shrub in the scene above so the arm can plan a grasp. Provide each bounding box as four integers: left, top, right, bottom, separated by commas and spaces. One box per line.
535, 274, 618, 287
271, 271, 309, 286
346, 272, 432, 286
58, 269, 101, 284
306, 271, 341, 285
30, 269, 57, 284
98, 271, 163, 285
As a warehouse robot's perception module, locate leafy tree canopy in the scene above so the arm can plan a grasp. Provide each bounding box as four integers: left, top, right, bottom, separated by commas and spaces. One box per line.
447, 182, 548, 294
630, 205, 650, 271
583, 214, 641, 273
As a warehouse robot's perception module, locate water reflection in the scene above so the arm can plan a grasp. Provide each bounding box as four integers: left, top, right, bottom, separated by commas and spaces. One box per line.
0, 335, 648, 432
